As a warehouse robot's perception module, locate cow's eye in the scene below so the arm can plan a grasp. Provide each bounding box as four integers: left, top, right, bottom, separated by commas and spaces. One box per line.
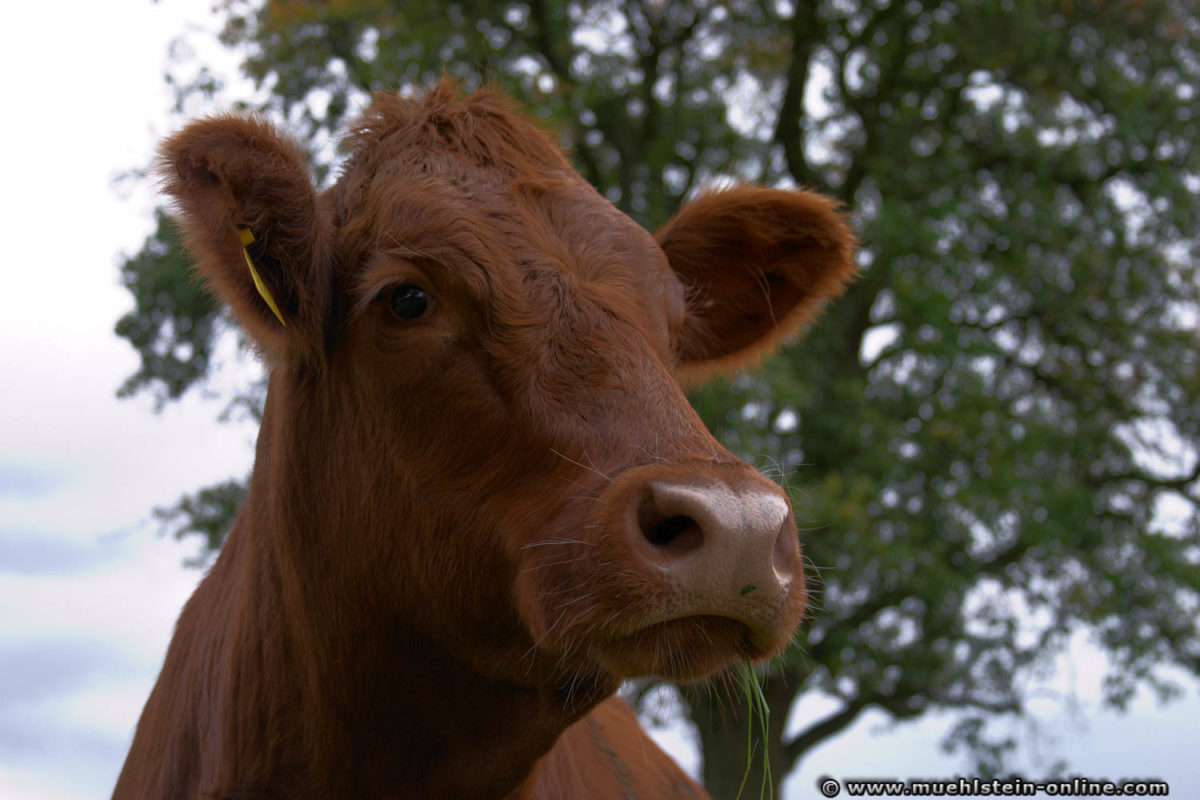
389, 285, 429, 320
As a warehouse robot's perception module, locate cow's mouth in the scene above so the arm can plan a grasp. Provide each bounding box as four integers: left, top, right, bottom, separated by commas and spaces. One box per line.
596, 615, 776, 682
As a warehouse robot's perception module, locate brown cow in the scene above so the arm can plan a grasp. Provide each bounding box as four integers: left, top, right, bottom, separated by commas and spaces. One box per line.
114, 82, 855, 799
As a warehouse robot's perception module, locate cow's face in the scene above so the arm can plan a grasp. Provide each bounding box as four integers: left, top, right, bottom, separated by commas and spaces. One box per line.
160, 84, 855, 693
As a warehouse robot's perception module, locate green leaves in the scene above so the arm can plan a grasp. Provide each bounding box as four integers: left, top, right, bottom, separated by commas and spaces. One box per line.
153, 478, 249, 567
114, 210, 220, 409
681, 0, 1200, 789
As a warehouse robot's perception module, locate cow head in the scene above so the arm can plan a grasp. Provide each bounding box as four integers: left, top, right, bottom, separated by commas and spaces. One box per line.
160, 83, 855, 702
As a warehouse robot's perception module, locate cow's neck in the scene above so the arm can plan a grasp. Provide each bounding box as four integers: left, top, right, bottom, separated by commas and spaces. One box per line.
201, 375, 609, 799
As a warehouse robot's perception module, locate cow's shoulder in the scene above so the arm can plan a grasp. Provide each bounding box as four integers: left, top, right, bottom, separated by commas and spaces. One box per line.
530, 696, 708, 799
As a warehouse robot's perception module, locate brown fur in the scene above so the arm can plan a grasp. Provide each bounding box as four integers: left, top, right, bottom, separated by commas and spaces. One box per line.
114, 82, 856, 799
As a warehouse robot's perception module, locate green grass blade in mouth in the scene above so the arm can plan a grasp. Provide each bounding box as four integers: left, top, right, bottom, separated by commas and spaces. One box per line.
735, 660, 773, 800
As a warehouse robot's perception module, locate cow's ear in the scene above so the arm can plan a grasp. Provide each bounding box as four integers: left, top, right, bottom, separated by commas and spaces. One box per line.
158, 114, 333, 364
655, 185, 857, 385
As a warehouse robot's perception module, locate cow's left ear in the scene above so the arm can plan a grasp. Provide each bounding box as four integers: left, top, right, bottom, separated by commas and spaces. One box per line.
158, 114, 334, 365
655, 185, 857, 385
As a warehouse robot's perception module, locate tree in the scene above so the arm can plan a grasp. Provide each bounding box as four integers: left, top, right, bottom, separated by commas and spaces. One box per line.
119, 1, 1200, 795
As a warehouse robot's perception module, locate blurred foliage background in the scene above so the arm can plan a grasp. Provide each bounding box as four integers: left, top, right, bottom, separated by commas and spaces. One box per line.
119, 0, 1200, 795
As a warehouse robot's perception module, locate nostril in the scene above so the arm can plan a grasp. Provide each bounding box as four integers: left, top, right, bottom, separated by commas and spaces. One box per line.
637, 490, 704, 555
645, 514, 703, 551
773, 517, 800, 579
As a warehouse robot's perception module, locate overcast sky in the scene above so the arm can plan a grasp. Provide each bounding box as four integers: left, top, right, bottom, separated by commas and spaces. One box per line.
0, 3, 1194, 799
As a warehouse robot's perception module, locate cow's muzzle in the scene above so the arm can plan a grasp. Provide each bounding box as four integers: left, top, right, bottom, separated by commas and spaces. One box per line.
585, 462, 807, 677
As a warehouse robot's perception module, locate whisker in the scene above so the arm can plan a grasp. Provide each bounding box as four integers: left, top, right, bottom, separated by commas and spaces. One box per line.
519, 554, 591, 573
630, 442, 668, 463
550, 448, 613, 483
521, 538, 598, 550
524, 609, 568, 656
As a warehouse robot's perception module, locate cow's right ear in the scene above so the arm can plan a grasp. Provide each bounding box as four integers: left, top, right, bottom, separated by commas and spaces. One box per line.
656, 185, 857, 386
158, 115, 333, 363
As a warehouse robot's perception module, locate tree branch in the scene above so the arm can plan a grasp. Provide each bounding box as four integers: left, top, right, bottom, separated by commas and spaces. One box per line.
1089, 459, 1200, 495
784, 696, 869, 763
528, 0, 572, 78
783, 686, 927, 765
525, 0, 630, 203
812, 540, 1032, 666
773, 2, 825, 192
840, 14, 914, 200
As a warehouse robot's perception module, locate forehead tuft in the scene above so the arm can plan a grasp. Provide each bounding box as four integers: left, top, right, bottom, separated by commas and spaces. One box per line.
336, 81, 570, 197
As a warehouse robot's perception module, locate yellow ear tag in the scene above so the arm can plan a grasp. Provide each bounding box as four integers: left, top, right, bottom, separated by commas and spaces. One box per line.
238, 228, 287, 327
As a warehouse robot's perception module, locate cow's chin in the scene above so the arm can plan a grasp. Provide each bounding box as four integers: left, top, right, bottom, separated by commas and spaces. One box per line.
594, 616, 784, 683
